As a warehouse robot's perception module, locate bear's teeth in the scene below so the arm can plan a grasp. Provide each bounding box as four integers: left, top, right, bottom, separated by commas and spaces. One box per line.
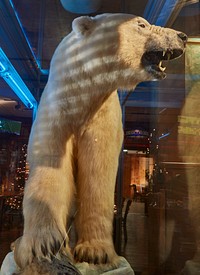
167, 52, 171, 60
162, 51, 166, 57
159, 61, 166, 72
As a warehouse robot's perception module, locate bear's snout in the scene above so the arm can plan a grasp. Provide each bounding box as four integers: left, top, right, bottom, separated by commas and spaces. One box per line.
177, 32, 188, 44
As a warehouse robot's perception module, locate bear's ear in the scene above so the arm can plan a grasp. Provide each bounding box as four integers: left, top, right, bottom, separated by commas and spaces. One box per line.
72, 16, 94, 37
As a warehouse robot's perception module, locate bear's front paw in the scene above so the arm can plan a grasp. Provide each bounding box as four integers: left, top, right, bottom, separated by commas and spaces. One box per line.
14, 230, 72, 268
74, 241, 119, 265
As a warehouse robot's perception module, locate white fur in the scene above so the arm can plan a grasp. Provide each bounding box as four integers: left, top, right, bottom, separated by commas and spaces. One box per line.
14, 13, 186, 271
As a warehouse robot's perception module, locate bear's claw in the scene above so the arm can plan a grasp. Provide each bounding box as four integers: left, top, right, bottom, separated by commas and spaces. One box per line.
16, 256, 82, 275
50, 238, 61, 255
14, 230, 72, 269
74, 242, 115, 265
32, 248, 36, 257
41, 244, 48, 256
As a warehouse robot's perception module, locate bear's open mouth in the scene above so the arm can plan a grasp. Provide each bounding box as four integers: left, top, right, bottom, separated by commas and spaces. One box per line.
142, 49, 184, 78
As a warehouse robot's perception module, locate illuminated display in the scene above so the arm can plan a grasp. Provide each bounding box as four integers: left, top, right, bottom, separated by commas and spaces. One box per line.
0, 117, 21, 135
0, 48, 38, 113
9, 0, 49, 75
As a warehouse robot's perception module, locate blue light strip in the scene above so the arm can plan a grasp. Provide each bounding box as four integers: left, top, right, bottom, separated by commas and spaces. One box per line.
0, 48, 38, 111
156, 0, 178, 26
143, 0, 163, 23
9, 0, 49, 75
0, 61, 6, 72
143, 0, 179, 26
159, 132, 170, 140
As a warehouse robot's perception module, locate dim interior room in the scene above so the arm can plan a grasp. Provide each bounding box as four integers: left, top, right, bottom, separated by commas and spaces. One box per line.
0, 1, 200, 274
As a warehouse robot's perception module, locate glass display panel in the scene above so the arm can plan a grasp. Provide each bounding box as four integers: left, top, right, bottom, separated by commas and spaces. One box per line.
0, 1, 200, 274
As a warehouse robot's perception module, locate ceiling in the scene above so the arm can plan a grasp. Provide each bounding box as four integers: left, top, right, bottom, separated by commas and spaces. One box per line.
0, 0, 199, 147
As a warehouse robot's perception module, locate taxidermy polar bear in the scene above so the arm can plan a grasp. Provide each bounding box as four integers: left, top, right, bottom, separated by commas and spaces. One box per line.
14, 13, 187, 273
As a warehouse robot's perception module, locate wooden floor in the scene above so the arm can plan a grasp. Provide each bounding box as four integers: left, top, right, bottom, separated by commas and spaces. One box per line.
0, 202, 195, 274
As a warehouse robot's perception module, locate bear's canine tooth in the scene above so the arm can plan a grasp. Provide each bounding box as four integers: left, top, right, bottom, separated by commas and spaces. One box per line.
159, 61, 166, 71
167, 52, 171, 60
162, 50, 166, 57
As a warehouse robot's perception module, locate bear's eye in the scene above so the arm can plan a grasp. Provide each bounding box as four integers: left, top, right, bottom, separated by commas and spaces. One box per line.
139, 23, 146, 28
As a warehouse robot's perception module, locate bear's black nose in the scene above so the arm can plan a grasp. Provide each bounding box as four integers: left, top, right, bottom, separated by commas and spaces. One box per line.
178, 32, 188, 42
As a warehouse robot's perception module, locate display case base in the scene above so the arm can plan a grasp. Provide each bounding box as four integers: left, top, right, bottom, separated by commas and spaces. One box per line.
181, 260, 200, 275
0, 252, 135, 275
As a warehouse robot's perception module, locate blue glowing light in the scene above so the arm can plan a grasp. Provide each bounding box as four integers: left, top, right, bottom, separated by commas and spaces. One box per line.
0, 48, 38, 111
143, 0, 179, 26
60, 0, 101, 14
158, 132, 170, 140
156, 0, 178, 26
9, 0, 49, 75
0, 61, 6, 72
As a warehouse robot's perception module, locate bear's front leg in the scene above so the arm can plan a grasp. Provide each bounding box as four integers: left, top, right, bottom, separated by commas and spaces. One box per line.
15, 154, 75, 269
74, 92, 123, 266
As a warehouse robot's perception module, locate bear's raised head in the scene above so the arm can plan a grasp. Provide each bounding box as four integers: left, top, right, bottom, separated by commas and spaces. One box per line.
39, 13, 187, 136
55, 13, 187, 92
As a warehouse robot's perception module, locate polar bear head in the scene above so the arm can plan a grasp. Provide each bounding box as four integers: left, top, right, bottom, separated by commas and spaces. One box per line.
51, 13, 186, 92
